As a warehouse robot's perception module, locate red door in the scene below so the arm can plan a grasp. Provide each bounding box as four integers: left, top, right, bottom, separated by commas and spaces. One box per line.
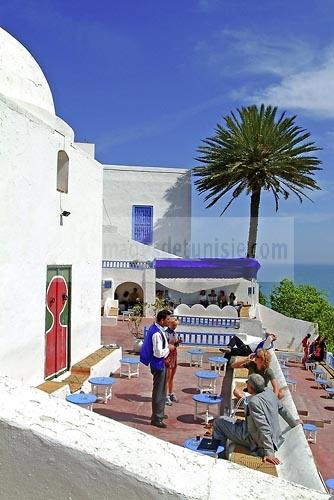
45, 266, 71, 379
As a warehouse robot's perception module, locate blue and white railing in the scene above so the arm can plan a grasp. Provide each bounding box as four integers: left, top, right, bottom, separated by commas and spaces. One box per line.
143, 327, 234, 347
174, 315, 240, 329
102, 260, 154, 269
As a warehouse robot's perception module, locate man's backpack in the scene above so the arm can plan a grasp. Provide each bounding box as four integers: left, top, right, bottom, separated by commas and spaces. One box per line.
140, 329, 153, 366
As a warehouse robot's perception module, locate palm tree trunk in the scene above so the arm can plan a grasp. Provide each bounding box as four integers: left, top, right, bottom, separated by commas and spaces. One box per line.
247, 189, 261, 258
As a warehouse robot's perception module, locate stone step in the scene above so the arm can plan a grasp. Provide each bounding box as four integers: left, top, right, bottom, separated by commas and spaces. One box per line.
37, 346, 118, 395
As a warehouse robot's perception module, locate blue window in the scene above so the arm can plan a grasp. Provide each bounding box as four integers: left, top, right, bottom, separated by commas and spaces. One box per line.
132, 205, 153, 244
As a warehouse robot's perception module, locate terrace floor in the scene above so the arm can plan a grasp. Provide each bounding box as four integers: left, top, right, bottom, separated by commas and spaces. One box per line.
99, 318, 334, 485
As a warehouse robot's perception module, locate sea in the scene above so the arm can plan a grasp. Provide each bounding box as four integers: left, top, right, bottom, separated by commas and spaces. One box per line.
258, 263, 334, 305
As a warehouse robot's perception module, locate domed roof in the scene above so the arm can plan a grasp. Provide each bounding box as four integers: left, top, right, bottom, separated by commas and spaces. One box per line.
0, 28, 55, 116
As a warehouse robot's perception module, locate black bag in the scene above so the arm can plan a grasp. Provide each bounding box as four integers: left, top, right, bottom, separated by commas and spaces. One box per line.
197, 438, 220, 452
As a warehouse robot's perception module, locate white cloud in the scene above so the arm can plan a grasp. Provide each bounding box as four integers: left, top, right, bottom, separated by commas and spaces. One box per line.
223, 30, 316, 77
194, 30, 316, 77
253, 48, 334, 117
194, 30, 334, 117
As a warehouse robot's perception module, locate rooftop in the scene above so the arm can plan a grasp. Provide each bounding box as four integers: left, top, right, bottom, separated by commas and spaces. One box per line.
101, 319, 334, 487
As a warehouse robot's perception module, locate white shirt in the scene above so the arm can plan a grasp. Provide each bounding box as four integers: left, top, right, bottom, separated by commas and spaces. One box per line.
247, 334, 275, 352
152, 323, 169, 359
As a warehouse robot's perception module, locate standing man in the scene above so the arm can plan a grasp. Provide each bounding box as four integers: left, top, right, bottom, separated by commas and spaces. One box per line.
140, 309, 175, 428
213, 373, 301, 463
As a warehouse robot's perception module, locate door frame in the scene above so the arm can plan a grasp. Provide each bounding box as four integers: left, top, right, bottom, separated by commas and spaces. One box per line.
45, 265, 72, 380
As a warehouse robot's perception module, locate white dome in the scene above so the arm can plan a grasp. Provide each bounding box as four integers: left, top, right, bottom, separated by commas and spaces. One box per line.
0, 28, 55, 116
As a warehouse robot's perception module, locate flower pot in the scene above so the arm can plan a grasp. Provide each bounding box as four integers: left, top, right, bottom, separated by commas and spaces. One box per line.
133, 338, 144, 353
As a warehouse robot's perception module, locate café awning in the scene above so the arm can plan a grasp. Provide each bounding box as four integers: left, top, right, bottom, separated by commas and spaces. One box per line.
155, 277, 250, 294
154, 258, 260, 280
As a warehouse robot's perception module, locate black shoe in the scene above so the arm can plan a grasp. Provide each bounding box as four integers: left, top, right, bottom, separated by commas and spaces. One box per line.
219, 347, 231, 354
150, 419, 167, 428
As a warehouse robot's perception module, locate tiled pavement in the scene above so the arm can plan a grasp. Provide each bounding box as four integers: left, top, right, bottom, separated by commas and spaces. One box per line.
100, 318, 224, 446
100, 319, 334, 483
285, 359, 334, 481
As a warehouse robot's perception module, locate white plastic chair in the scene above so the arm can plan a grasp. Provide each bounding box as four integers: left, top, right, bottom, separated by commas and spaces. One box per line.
230, 396, 247, 421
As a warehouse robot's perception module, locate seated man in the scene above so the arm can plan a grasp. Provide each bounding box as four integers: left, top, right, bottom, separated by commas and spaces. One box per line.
213, 373, 301, 464
220, 331, 277, 361
208, 289, 218, 305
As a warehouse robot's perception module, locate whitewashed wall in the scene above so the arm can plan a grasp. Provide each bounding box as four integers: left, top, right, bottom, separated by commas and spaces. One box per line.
0, 377, 328, 500
103, 165, 191, 258
0, 93, 102, 385
256, 304, 315, 350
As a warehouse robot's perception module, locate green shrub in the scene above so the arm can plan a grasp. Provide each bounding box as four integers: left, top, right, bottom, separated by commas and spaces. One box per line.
270, 278, 334, 352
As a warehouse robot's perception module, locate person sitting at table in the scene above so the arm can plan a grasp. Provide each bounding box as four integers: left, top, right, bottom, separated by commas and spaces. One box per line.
231, 349, 282, 400
309, 336, 326, 362
228, 292, 237, 306
199, 290, 208, 307
128, 287, 139, 308
213, 373, 302, 463
120, 290, 129, 311
218, 290, 228, 308
208, 289, 218, 305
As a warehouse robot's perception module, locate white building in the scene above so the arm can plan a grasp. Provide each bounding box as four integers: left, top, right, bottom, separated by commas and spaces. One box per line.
102, 164, 191, 309
101, 166, 260, 314
0, 28, 103, 385
0, 28, 326, 499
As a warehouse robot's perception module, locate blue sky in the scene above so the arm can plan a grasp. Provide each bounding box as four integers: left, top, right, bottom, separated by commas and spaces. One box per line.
1, 0, 334, 264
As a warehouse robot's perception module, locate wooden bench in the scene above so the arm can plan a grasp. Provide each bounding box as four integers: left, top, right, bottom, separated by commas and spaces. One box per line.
234, 367, 249, 379
320, 361, 334, 380
229, 445, 278, 477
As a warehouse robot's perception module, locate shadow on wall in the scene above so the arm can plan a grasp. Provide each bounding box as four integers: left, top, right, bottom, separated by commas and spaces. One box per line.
154, 172, 191, 257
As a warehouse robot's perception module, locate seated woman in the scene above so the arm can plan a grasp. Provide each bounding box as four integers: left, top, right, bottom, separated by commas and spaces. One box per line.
231, 349, 283, 400
229, 292, 237, 306
218, 290, 228, 308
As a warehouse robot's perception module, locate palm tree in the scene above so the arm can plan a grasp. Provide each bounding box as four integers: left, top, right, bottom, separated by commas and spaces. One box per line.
194, 104, 322, 258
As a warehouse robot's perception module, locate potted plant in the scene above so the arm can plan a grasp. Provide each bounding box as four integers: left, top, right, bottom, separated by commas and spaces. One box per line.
127, 297, 170, 353
151, 296, 169, 315
128, 300, 145, 352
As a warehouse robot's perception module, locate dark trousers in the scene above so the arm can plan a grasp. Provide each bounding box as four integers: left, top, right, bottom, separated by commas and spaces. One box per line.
150, 366, 167, 421
225, 336, 252, 361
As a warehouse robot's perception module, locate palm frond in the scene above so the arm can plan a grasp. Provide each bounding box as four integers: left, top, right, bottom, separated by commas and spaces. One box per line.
194, 104, 322, 214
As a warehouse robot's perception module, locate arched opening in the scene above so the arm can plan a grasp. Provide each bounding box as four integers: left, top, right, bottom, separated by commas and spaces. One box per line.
115, 282, 143, 312
57, 150, 69, 193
